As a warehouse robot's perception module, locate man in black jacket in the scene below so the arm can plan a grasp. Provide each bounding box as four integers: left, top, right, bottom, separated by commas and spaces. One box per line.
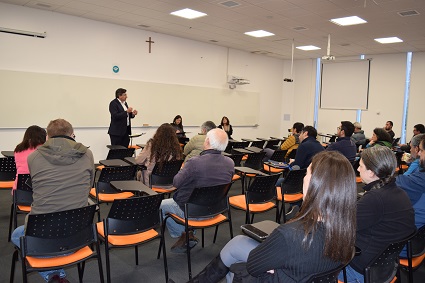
107, 88, 138, 147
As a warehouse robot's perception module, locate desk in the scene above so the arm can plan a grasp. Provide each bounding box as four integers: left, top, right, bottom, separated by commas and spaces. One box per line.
318, 133, 335, 143
245, 147, 263, 153
241, 138, 255, 142
123, 157, 136, 165
110, 180, 157, 196
99, 159, 131, 167
256, 137, 271, 141
233, 148, 252, 154
270, 137, 286, 141
106, 145, 127, 150
1, 151, 14, 158
222, 152, 232, 157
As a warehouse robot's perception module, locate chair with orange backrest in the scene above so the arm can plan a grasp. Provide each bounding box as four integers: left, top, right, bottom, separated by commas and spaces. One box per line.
226, 153, 243, 182
229, 173, 280, 224
161, 183, 233, 280
8, 174, 32, 242
89, 165, 137, 221
97, 194, 168, 283
264, 139, 280, 149
277, 168, 306, 223
149, 159, 184, 197
10, 205, 104, 283
363, 230, 416, 283
399, 224, 425, 283
0, 157, 16, 189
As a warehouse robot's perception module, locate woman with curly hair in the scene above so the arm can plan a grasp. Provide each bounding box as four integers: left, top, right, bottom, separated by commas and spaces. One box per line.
13, 125, 46, 192
135, 123, 183, 185
366, 127, 393, 148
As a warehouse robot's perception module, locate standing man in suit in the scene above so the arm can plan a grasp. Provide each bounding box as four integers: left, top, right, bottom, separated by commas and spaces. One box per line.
108, 88, 138, 147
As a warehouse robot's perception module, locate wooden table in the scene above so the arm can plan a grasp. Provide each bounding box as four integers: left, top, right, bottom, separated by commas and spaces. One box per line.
110, 180, 157, 196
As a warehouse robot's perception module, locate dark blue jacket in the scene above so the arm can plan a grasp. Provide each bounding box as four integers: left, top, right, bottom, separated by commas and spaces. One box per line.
326, 137, 357, 163
292, 137, 324, 169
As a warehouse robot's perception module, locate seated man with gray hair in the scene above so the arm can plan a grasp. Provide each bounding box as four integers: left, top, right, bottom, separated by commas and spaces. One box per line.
403, 133, 425, 175
351, 122, 366, 146
183, 120, 216, 162
160, 128, 234, 252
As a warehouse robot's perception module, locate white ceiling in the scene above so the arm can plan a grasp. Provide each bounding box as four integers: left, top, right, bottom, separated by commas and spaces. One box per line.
2, 0, 425, 59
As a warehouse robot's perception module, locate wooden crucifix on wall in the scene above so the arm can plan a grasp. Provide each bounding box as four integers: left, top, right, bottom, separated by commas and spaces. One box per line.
146, 37, 154, 53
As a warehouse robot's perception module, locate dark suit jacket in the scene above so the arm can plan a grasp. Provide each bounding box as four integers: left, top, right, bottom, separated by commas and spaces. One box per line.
108, 99, 134, 136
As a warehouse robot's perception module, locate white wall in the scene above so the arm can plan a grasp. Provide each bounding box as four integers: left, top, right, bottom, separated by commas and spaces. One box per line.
1, 3, 423, 161
0, 3, 286, 161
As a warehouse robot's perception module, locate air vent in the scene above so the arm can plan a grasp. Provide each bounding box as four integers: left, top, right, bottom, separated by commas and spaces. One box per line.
209, 40, 218, 42
219, 1, 241, 8
251, 50, 271, 55
35, 3, 52, 8
137, 24, 150, 28
398, 10, 420, 17
293, 26, 308, 31
340, 43, 350, 47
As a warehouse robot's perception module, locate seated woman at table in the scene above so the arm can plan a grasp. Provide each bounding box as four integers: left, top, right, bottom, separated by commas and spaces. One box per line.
218, 116, 233, 139
338, 146, 415, 283
365, 127, 392, 148
135, 123, 182, 185
189, 151, 357, 283
171, 115, 186, 138
13, 125, 46, 192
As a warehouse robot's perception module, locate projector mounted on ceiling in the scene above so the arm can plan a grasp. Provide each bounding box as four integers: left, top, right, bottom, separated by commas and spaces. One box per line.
321, 34, 335, 61
228, 76, 250, 89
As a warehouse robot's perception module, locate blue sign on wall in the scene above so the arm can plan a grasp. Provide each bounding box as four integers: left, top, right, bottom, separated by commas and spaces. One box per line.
112, 65, 119, 73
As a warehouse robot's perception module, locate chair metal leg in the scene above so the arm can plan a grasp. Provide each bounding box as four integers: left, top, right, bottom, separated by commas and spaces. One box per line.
201, 229, 205, 248
104, 242, 111, 283
160, 234, 168, 283
10, 249, 18, 283
213, 226, 219, 243
250, 214, 255, 224
8, 203, 14, 242
135, 246, 139, 265
186, 228, 192, 280
95, 241, 105, 283
77, 262, 83, 283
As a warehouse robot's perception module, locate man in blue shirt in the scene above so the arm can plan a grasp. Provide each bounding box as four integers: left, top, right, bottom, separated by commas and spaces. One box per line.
326, 121, 357, 163
396, 135, 425, 256
291, 126, 324, 169
403, 133, 425, 175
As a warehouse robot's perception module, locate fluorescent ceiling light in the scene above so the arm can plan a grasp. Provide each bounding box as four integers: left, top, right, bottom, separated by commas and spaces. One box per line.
330, 16, 367, 26
374, 37, 403, 44
244, 30, 275, 38
296, 45, 321, 51
170, 8, 207, 19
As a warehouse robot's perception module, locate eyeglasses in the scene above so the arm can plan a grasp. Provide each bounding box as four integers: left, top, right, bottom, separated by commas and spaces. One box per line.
337, 127, 341, 130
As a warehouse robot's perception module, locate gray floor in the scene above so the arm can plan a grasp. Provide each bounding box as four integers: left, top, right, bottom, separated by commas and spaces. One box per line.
1, 180, 424, 283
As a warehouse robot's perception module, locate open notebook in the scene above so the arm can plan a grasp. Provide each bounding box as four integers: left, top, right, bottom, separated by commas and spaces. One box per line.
241, 220, 280, 242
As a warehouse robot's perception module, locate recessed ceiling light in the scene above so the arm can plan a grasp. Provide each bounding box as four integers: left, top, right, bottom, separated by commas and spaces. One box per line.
296, 45, 321, 51
170, 8, 207, 19
374, 37, 403, 44
330, 16, 367, 26
244, 30, 275, 38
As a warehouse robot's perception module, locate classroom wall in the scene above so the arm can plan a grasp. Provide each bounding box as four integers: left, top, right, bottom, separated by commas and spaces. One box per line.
1, 3, 423, 161
293, 52, 424, 143
0, 3, 286, 161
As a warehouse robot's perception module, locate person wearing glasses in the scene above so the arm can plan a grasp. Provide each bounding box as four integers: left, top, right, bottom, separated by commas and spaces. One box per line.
326, 121, 357, 163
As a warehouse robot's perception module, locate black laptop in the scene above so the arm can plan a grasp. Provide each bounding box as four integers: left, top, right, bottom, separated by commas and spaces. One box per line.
241, 220, 280, 242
